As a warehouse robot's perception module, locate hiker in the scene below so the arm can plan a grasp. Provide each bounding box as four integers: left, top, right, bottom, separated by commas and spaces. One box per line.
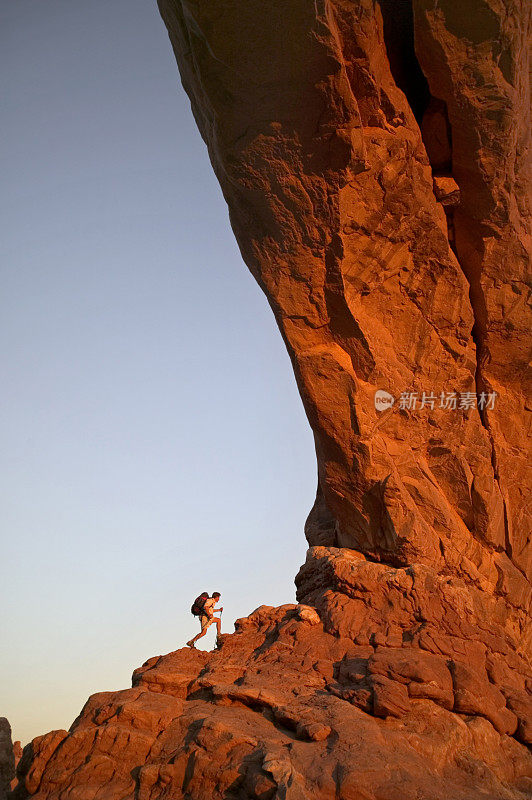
187, 591, 223, 648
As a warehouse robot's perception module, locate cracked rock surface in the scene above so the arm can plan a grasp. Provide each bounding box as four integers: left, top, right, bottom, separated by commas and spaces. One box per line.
157, 0, 531, 618
153, 0, 532, 654
11, 1, 531, 798
10, 606, 532, 799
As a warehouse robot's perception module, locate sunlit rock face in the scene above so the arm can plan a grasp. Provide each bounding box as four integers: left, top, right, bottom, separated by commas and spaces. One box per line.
9, 607, 532, 799
157, 0, 531, 637
10, 2, 531, 799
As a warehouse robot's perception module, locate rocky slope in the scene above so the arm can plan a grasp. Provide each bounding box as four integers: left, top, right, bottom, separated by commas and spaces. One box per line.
10, 602, 532, 799
10, 1, 531, 798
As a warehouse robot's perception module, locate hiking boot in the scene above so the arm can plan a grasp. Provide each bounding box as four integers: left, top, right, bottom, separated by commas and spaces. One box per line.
186, 640, 196, 648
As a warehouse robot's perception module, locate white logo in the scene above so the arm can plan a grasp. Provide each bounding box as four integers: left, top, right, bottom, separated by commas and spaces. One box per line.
374, 389, 395, 412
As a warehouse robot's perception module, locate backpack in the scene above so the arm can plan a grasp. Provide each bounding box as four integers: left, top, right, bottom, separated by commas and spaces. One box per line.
191, 592, 209, 616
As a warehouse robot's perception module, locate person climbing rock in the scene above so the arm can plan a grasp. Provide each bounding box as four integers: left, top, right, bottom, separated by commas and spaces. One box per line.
187, 592, 223, 648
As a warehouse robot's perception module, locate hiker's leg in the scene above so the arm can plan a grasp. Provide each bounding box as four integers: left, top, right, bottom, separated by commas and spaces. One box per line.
190, 617, 211, 644
215, 618, 221, 635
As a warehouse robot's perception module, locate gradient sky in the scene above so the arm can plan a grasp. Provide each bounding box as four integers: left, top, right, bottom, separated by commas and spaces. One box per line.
1, 1, 316, 746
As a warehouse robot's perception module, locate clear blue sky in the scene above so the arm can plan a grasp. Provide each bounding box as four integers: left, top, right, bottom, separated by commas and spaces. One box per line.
1, 0, 315, 746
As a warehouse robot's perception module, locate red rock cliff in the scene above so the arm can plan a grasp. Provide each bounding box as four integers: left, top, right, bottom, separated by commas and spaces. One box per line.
158, 0, 531, 620
10, 2, 531, 799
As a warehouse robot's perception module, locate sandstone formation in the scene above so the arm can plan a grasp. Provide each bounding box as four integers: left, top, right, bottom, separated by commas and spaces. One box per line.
10, 605, 532, 799
10, 745, 21, 795
0, 719, 15, 800
10, 0, 531, 798
156, 0, 531, 626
